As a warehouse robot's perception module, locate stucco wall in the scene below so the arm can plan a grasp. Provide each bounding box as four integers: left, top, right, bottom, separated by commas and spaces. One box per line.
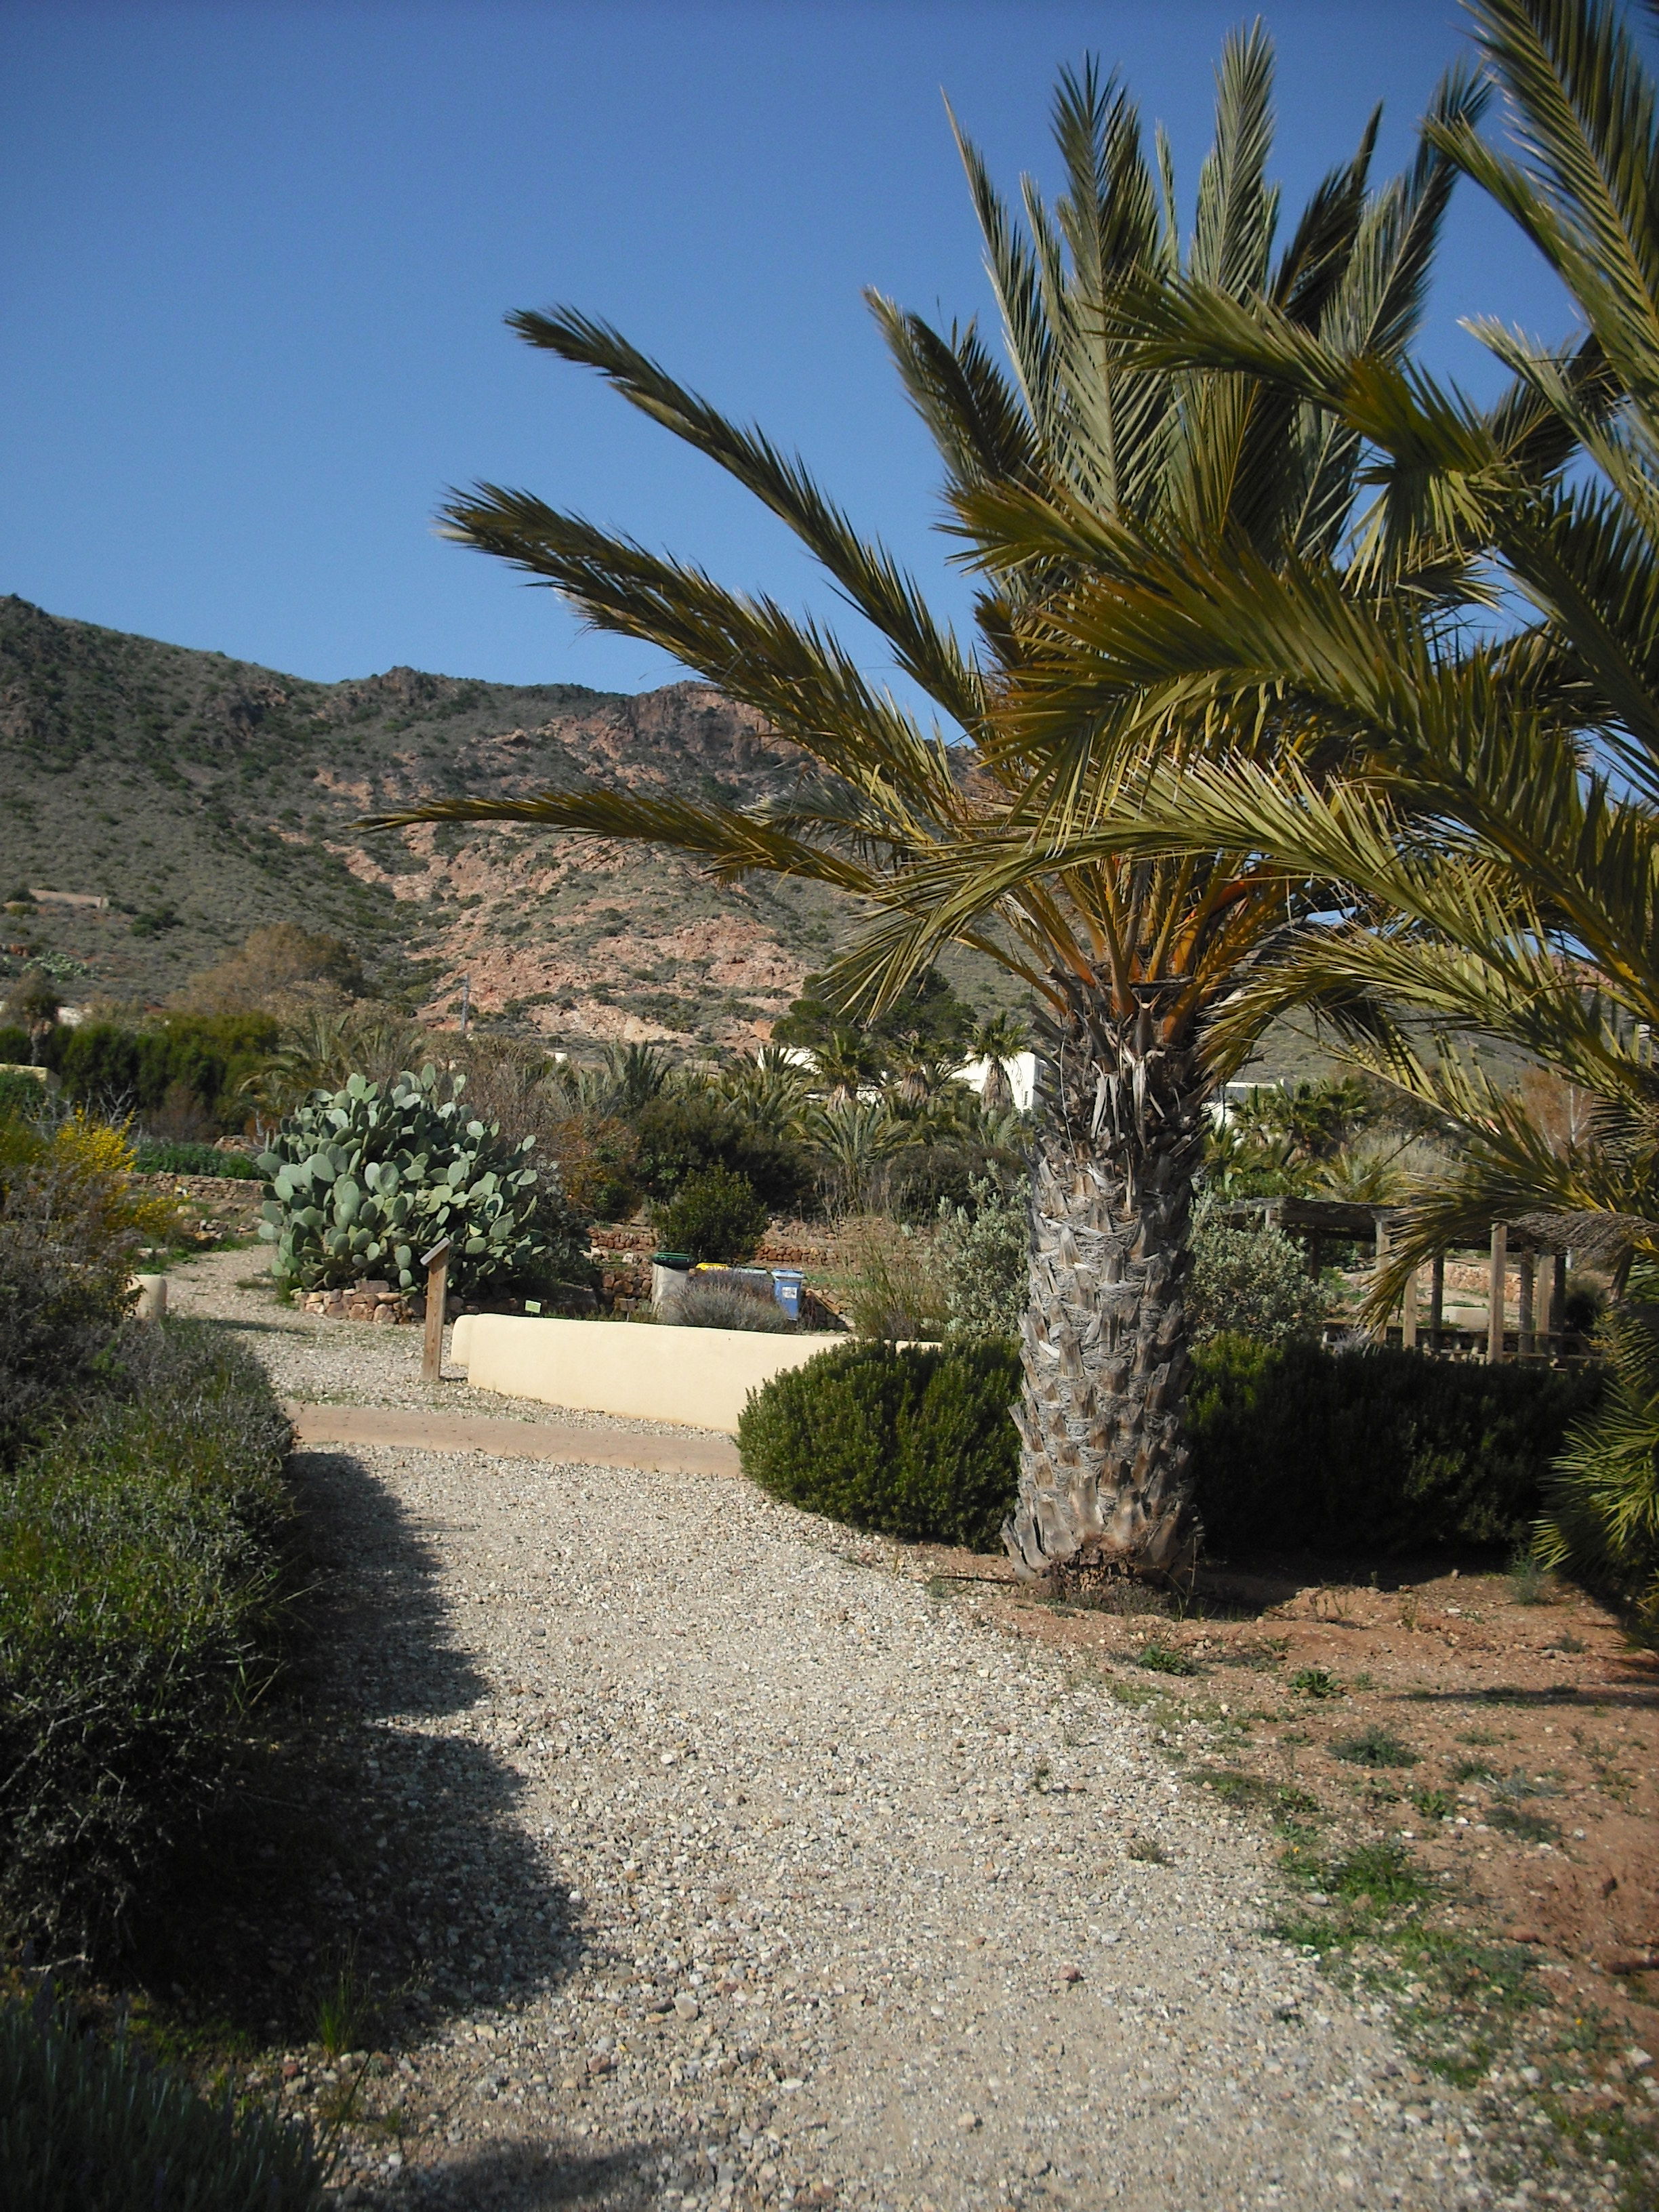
451, 1313, 843, 1433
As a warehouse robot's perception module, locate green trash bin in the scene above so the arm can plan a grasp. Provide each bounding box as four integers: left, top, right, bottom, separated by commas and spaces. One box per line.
650, 1250, 693, 1309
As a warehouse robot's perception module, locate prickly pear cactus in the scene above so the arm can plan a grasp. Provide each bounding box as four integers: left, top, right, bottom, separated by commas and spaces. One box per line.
256, 1065, 586, 1296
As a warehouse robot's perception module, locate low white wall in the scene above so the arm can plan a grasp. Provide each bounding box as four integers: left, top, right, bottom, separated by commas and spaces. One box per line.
452, 1313, 844, 1433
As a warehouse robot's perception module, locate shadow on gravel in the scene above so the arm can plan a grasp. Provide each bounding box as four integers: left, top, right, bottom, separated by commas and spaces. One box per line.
415, 2137, 661, 2209
128, 1446, 589, 2051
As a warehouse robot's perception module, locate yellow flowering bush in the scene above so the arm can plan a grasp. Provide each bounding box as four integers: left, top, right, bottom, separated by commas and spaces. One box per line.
0, 1109, 174, 1460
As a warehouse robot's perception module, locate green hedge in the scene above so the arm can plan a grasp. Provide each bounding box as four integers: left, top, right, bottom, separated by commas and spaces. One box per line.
0, 1987, 322, 2211
738, 1334, 1605, 1560
0, 1323, 294, 1950
44, 1015, 280, 1130
738, 1339, 1022, 1551
1189, 1334, 1604, 1556
131, 1140, 260, 1179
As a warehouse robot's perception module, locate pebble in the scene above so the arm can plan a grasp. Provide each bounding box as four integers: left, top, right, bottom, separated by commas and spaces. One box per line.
173, 1248, 1524, 2209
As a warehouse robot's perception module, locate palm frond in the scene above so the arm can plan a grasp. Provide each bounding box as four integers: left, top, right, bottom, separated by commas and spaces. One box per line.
499, 308, 987, 730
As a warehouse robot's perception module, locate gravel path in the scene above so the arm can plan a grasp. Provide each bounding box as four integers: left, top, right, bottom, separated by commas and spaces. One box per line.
164, 1250, 717, 1438
172, 1252, 1506, 2211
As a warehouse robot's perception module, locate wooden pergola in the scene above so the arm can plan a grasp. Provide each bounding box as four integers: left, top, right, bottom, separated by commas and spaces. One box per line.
1215, 1196, 1574, 1364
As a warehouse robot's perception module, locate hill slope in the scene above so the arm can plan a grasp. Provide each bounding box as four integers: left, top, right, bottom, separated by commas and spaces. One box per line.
1, 595, 966, 1046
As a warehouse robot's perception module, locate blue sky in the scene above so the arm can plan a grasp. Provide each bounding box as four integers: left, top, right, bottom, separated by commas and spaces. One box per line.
0, 0, 1586, 699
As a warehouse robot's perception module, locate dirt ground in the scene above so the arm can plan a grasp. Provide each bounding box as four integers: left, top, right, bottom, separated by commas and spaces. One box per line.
874, 1538, 1659, 2182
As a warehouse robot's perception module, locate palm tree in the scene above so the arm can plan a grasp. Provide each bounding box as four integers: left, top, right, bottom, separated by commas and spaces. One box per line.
969, 0, 1659, 1612
800, 1097, 911, 1217
712, 1044, 813, 1136
370, 32, 1475, 1583
967, 1011, 1028, 1113
3, 968, 60, 1067
810, 1027, 882, 1107
884, 1032, 964, 1109
242, 1002, 418, 1115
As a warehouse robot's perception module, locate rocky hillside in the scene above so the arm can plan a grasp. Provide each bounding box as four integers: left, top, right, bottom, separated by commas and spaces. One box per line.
1, 595, 1019, 1046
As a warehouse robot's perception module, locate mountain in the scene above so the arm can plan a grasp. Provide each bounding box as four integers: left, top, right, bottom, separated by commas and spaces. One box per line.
0, 596, 1025, 1047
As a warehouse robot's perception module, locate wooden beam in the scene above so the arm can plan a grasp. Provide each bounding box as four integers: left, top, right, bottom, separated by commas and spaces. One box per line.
1401, 1264, 1418, 1350
1518, 1249, 1536, 1357
422, 1237, 453, 1386
1429, 1254, 1445, 1346
1488, 1223, 1508, 1365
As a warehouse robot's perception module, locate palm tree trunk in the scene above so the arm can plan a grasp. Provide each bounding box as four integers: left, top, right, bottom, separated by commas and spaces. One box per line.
1004, 994, 1206, 1584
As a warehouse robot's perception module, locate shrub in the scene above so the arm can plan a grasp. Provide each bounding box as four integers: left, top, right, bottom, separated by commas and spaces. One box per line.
1187, 1207, 1334, 1346
0, 1323, 293, 1950
1188, 1334, 1604, 1557
739, 1327, 1605, 1565
886, 1135, 1023, 1225
258, 1065, 592, 1297
938, 1176, 1028, 1339
739, 1339, 1021, 1550
0, 1069, 52, 1124
0, 1113, 173, 1465
633, 1091, 813, 1213
131, 1140, 260, 1178
653, 1164, 769, 1264
546, 1109, 641, 1221
0, 1984, 323, 2209
663, 1276, 797, 1332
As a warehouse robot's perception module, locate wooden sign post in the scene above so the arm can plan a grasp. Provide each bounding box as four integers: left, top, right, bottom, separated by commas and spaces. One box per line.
421, 1236, 453, 1385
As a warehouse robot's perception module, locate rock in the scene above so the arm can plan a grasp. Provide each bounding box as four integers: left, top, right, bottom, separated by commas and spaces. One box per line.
674, 1992, 701, 2022
958, 2110, 981, 2132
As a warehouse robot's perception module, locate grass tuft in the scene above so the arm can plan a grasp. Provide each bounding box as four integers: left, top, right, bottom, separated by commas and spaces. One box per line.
1507, 1549, 1552, 1606
1330, 1725, 1420, 1769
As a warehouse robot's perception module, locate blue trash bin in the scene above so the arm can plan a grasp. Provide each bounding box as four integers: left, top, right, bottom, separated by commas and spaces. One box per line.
771, 1269, 804, 1322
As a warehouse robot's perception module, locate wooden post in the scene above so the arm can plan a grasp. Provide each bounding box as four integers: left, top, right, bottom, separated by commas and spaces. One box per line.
1401, 1263, 1418, 1350
1373, 1214, 1391, 1343
1551, 1251, 1568, 1347
1518, 1248, 1536, 1357
1429, 1254, 1445, 1348
1488, 1223, 1508, 1365
422, 1236, 453, 1386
